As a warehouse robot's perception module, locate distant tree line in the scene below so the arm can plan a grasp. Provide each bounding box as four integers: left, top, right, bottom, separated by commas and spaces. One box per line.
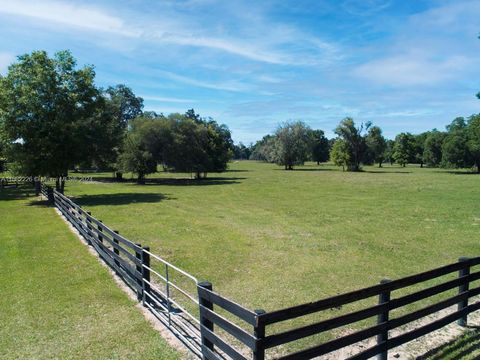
234, 114, 480, 173
0, 51, 233, 190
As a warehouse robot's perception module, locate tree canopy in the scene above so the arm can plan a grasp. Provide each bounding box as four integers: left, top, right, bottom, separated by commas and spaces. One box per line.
333, 118, 370, 171
0, 51, 103, 190
118, 111, 233, 180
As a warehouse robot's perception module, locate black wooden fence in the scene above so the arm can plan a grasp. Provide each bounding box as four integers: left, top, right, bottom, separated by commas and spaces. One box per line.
40, 183, 480, 360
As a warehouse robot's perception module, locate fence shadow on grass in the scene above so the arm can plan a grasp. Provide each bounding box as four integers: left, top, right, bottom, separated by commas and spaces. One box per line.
71, 193, 173, 207
443, 170, 479, 176
292, 168, 334, 172
143, 176, 245, 186
28, 198, 50, 207
0, 184, 35, 201
88, 176, 245, 186
417, 328, 480, 360
363, 170, 412, 174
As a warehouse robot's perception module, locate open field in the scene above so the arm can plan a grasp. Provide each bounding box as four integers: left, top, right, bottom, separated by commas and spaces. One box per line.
4, 161, 480, 357
0, 185, 179, 359
61, 161, 480, 310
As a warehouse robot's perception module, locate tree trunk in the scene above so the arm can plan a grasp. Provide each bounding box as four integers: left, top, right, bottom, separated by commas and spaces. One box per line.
378, 161, 382, 168
317, 161, 320, 165
115, 171, 123, 181
137, 173, 145, 184
403, 163, 406, 167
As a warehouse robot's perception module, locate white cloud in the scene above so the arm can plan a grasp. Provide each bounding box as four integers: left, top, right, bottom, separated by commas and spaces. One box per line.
156, 70, 251, 92
142, 95, 195, 103
154, 33, 290, 65
353, 52, 472, 87
0, 0, 340, 66
0, 0, 139, 36
0, 52, 15, 74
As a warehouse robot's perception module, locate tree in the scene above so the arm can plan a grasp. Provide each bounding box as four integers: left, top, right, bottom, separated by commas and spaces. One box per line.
334, 118, 370, 171
100, 85, 144, 178
384, 140, 395, 165
233, 142, 252, 160
250, 135, 276, 162
273, 121, 311, 170
441, 117, 470, 169
412, 133, 427, 167
467, 114, 480, 173
157, 113, 233, 178
442, 132, 469, 168
204, 119, 234, 174
309, 129, 330, 164
105, 85, 144, 125
423, 130, 446, 167
0, 50, 106, 192
393, 133, 415, 167
118, 131, 157, 184
330, 139, 350, 171
365, 126, 386, 167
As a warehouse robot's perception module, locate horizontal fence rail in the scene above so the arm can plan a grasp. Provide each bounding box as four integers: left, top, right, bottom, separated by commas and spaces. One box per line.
257, 257, 480, 360
39, 182, 480, 360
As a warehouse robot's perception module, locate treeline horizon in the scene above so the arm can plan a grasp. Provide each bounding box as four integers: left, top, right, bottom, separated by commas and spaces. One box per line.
233, 115, 480, 173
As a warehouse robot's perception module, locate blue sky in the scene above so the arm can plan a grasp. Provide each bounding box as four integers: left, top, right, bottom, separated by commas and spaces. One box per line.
0, 0, 479, 143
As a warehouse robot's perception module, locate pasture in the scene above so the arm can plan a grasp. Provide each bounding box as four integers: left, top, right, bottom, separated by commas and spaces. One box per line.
64, 161, 480, 312
0, 185, 179, 360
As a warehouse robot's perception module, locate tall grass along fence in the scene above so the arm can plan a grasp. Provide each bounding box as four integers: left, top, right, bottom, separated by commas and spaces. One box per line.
40, 183, 480, 360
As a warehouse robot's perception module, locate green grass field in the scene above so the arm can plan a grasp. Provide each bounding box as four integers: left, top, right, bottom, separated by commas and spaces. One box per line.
3, 161, 479, 357
0, 185, 179, 359
64, 161, 480, 311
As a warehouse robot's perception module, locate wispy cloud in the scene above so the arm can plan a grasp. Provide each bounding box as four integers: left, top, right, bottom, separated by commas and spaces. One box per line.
141, 95, 196, 103
352, 53, 471, 86
0, 0, 138, 36
0, 0, 339, 66
156, 70, 251, 92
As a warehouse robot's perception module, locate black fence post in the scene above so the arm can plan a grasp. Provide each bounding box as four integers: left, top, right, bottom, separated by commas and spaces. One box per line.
34, 180, 41, 196
113, 230, 120, 268
135, 243, 143, 301
85, 211, 93, 245
377, 278, 391, 360
47, 186, 54, 205
198, 281, 214, 354
97, 220, 103, 243
458, 257, 470, 327
141, 246, 151, 306
254, 309, 266, 360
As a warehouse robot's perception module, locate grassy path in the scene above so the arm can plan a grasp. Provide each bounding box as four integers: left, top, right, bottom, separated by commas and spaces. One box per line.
0, 185, 179, 359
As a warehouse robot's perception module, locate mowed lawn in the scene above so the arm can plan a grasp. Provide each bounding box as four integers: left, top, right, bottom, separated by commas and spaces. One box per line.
0, 185, 179, 359
64, 161, 480, 311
